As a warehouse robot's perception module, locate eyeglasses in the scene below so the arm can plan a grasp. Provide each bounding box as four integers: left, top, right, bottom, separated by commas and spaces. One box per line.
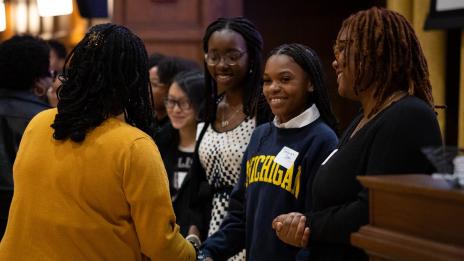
164, 98, 192, 111
204, 50, 247, 66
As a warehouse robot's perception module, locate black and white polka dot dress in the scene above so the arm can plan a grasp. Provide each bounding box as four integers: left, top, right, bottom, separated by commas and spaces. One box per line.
198, 117, 255, 261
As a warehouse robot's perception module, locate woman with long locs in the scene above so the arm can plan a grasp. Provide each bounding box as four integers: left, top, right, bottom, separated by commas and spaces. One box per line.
272, 7, 442, 261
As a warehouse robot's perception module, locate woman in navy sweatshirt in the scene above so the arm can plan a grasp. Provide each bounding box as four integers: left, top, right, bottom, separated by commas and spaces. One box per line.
199, 43, 339, 261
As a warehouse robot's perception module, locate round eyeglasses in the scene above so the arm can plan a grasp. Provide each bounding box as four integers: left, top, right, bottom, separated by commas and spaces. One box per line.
164, 98, 192, 111
204, 50, 247, 66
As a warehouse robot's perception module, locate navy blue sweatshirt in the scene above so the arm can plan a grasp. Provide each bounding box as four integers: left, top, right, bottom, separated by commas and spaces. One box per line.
200, 115, 338, 261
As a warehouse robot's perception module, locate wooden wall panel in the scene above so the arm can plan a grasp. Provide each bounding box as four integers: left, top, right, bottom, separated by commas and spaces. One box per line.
113, 0, 243, 63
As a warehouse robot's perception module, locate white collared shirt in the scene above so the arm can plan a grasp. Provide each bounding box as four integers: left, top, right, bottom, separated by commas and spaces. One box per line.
273, 104, 320, 129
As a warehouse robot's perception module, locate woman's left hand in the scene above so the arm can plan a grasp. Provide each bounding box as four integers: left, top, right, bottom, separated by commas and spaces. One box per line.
272, 212, 310, 248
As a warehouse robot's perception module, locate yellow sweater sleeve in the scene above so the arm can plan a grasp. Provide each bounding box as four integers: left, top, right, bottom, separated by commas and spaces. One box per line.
122, 137, 195, 260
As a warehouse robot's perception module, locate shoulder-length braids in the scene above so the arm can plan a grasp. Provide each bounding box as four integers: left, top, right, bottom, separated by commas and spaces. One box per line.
52, 23, 155, 142
202, 17, 266, 123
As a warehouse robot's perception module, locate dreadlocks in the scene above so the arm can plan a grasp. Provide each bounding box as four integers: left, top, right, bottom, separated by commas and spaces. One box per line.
270, 43, 339, 134
52, 23, 155, 142
202, 17, 267, 122
334, 7, 434, 116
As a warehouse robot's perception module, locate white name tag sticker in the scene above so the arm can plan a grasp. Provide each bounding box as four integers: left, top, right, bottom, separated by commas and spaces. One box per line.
321, 149, 338, 165
274, 146, 299, 169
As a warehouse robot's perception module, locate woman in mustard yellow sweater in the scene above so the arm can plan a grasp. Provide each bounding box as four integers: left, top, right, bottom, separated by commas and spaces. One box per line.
0, 24, 196, 261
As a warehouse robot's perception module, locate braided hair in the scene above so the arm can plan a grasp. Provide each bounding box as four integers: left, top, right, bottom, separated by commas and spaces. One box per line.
202, 17, 267, 122
52, 23, 154, 142
334, 7, 434, 117
270, 43, 339, 133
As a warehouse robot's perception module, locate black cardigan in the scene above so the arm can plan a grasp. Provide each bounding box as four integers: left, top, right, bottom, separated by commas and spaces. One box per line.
306, 96, 442, 260
155, 123, 194, 236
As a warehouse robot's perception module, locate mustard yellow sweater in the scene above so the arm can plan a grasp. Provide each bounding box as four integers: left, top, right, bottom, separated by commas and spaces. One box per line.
0, 109, 195, 260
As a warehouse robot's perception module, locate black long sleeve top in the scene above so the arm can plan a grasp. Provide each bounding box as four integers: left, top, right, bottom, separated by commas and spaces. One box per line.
306, 96, 442, 260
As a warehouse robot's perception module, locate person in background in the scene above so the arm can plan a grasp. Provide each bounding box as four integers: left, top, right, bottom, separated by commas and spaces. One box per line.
149, 52, 166, 70
156, 70, 205, 237
47, 74, 61, 108
47, 39, 67, 73
148, 52, 167, 127
199, 43, 339, 261
0, 24, 197, 260
153, 56, 200, 137
46, 39, 68, 107
188, 17, 271, 261
272, 7, 443, 261
0, 35, 51, 240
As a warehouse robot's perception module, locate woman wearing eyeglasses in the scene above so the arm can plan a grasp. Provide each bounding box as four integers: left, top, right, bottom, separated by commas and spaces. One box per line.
156, 70, 205, 238
187, 17, 271, 261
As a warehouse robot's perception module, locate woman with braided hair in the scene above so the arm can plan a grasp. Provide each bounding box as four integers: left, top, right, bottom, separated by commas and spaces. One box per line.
198, 43, 339, 261
187, 17, 271, 261
0, 24, 196, 260
272, 7, 443, 261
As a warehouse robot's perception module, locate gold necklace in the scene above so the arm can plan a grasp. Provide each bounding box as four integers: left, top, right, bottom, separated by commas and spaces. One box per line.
221, 105, 243, 128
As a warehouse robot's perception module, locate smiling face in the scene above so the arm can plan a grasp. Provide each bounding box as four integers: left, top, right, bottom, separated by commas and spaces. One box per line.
206, 29, 249, 94
263, 54, 313, 123
332, 28, 357, 100
166, 82, 197, 130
